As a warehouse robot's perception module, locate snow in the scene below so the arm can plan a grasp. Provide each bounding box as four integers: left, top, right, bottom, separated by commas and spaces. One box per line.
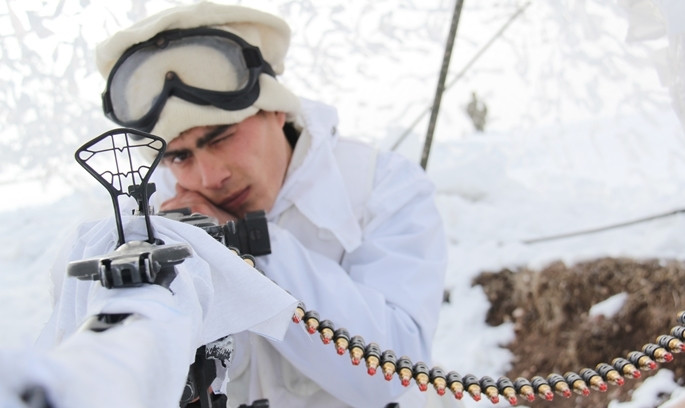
589, 293, 629, 319
610, 370, 682, 408
427, 107, 685, 408
2, 1, 685, 407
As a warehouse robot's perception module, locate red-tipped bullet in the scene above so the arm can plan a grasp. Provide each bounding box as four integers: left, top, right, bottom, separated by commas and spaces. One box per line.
580, 368, 607, 392
317, 320, 334, 345
531, 376, 554, 401
497, 377, 518, 406
396, 356, 413, 387
643, 343, 673, 363
292, 302, 305, 323
479, 376, 499, 404
596, 363, 625, 386
413, 362, 430, 392
463, 374, 482, 401
612, 357, 641, 379
381, 350, 397, 381
348, 335, 365, 366
303, 310, 320, 334
547, 373, 571, 398
333, 328, 349, 355
429, 367, 447, 396
563, 372, 590, 396
364, 343, 381, 376
657, 335, 685, 353
513, 377, 536, 402
627, 351, 657, 370
446, 371, 465, 400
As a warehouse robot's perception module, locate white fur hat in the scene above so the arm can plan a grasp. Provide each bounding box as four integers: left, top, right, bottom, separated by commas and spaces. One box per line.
96, 1, 300, 145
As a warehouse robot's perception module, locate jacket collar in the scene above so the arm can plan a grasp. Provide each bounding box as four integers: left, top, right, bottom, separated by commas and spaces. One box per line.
270, 98, 363, 252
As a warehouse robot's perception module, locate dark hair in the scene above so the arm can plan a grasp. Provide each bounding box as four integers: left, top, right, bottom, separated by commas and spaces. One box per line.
283, 121, 299, 148
255, 110, 299, 148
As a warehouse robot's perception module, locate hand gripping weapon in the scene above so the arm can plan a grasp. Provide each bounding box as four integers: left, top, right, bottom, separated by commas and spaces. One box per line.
68, 128, 234, 408
68, 128, 266, 408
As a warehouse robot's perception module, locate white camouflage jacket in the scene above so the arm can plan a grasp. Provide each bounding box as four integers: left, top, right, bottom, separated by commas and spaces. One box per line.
223, 98, 448, 408
37, 98, 447, 408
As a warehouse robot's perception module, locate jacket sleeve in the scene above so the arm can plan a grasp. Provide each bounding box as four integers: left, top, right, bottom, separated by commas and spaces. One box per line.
256, 151, 448, 406
8, 278, 203, 408
32, 217, 297, 408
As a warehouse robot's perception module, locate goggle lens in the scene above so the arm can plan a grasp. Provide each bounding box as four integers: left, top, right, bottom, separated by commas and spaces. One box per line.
103, 28, 273, 132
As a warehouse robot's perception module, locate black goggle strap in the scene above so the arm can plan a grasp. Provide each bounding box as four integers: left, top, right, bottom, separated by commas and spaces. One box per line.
166, 66, 264, 108
104, 66, 264, 134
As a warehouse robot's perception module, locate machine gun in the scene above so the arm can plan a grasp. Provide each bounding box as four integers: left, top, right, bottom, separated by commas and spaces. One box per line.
67, 128, 265, 408
66, 128, 685, 407
69, 128, 192, 332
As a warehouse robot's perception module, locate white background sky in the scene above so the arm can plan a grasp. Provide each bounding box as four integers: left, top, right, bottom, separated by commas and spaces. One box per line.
0, 0, 673, 179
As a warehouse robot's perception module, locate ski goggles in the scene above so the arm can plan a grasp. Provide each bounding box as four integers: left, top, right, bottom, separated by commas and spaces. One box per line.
102, 27, 276, 133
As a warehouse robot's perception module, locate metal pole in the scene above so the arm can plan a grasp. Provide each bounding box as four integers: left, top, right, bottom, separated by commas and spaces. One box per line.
420, 0, 464, 170
392, 2, 530, 152
522, 207, 685, 244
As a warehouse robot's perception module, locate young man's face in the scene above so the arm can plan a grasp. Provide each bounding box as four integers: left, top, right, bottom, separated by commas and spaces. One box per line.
161, 111, 291, 218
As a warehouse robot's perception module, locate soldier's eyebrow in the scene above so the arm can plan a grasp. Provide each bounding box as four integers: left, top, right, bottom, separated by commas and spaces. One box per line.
162, 147, 190, 161
196, 125, 233, 149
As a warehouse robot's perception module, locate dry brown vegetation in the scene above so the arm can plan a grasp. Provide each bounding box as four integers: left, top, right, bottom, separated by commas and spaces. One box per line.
474, 257, 685, 407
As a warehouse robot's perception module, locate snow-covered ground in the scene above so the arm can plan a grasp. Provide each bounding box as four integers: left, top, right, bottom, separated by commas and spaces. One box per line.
2, 1, 685, 407
429, 109, 685, 407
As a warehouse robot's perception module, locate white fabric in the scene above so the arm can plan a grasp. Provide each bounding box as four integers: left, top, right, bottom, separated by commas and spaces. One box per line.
152, 98, 449, 407
2, 287, 197, 408
34, 215, 297, 407
96, 2, 290, 77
